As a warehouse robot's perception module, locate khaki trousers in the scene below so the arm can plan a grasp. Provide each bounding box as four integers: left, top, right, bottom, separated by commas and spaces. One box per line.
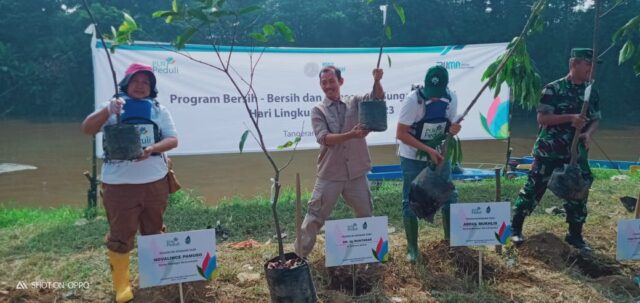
295, 175, 373, 258
102, 176, 169, 253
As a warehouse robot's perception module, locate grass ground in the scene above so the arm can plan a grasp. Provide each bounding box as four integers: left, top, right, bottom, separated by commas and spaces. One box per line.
0, 169, 639, 302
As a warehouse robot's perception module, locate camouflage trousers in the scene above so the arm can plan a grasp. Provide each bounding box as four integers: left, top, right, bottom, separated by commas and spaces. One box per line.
513, 156, 593, 224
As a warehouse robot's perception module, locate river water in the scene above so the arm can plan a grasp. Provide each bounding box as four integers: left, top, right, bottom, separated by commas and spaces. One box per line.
0, 119, 638, 208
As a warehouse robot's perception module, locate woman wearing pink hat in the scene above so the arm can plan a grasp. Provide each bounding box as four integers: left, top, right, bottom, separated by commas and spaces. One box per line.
81, 63, 178, 303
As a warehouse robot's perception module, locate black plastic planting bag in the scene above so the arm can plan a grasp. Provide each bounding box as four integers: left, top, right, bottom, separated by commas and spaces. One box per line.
409, 164, 454, 221
547, 164, 590, 201
103, 124, 142, 161
358, 101, 387, 132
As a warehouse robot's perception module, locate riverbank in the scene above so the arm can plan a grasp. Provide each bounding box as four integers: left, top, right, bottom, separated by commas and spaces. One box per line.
1, 169, 639, 302
2, 118, 639, 208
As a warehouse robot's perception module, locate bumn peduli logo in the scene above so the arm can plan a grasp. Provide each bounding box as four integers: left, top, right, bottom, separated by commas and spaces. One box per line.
480, 96, 509, 139
152, 57, 179, 74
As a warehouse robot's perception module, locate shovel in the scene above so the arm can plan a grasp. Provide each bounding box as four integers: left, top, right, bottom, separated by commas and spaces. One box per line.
547, 83, 593, 201
620, 195, 639, 213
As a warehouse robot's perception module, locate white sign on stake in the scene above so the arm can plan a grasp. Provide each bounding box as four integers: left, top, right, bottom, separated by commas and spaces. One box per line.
450, 202, 511, 247
137, 229, 217, 288
616, 219, 640, 260
324, 216, 389, 267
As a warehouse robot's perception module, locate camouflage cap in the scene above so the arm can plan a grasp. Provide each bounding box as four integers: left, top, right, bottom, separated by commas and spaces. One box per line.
570, 48, 602, 63
422, 65, 449, 98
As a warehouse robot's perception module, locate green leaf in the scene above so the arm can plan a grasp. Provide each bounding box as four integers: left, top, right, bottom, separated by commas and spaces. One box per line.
387, 54, 392, 68
393, 3, 406, 25
176, 27, 197, 49
262, 24, 275, 36
239, 130, 249, 153
110, 26, 118, 41
384, 25, 392, 40
248, 32, 267, 43
294, 136, 301, 143
611, 26, 625, 42
481, 60, 499, 82
188, 8, 209, 22
619, 40, 635, 64
172, 0, 178, 12
152, 10, 172, 18
277, 140, 294, 150
238, 5, 261, 15
122, 12, 137, 31
367, 0, 375, 4
274, 21, 295, 42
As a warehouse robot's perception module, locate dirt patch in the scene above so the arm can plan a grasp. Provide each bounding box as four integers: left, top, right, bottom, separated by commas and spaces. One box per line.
518, 233, 622, 278
1, 288, 59, 303
593, 275, 640, 298
133, 281, 214, 303
319, 262, 385, 296
424, 240, 499, 280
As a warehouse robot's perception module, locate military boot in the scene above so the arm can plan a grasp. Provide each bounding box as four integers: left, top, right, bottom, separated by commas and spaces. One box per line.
565, 222, 592, 252
510, 212, 526, 245
403, 216, 419, 263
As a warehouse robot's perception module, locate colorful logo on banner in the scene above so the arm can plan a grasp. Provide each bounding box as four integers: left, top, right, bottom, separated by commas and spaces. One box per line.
197, 252, 218, 280
371, 237, 389, 263
494, 222, 511, 245
480, 96, 509, 139
152, 57, 179, 74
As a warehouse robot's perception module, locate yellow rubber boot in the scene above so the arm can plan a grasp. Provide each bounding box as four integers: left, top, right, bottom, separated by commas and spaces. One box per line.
107, 250, 134, 303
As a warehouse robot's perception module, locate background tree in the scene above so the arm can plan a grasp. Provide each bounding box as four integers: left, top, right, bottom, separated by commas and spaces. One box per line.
0, 0, 638, 122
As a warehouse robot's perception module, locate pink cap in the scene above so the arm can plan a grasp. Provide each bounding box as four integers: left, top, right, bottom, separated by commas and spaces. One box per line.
124, 63, 154, 76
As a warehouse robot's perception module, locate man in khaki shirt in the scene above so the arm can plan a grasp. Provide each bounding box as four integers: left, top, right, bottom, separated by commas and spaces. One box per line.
295, 66, 384, 258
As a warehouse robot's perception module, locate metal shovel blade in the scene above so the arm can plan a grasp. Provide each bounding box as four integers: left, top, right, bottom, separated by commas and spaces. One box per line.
547, 164, 590, 201
409, 165, 454, 220
620, 196, 638, 213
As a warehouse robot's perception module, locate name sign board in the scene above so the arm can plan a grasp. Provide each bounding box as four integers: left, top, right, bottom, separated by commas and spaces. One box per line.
324, 216, 388, 267
137, 229, 217, 288
616, 219, 640, 260
450, 202, 511, 247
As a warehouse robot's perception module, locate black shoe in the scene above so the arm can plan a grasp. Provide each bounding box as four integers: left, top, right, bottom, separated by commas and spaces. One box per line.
510, 212, 527, 245
511, 232, 525, 245
565, 233, 592, 252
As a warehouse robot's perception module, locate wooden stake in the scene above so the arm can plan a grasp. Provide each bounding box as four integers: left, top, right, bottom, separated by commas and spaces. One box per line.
495, 168, 503, 254
296, 173, 302, 249
179, 283, 184, 303
479, 250, 483, 287
635, 192, 640, 219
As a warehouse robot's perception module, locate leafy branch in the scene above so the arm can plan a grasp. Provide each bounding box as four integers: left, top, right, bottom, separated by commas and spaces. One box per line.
479, 0, 547, 112
612, 15, 640, 76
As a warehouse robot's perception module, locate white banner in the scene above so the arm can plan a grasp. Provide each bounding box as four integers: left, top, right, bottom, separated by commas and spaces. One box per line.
450, 202, 511, 247
137, 229, 217, 288
91, 33, 509, 156
325, 216, 388, 267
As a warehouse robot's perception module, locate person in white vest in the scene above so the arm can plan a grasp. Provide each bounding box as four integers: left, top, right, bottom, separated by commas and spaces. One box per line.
396, 65, 461, 262
81, 63, 178, 303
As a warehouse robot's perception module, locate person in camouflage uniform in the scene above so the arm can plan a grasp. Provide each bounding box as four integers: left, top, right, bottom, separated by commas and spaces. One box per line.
511, 48, 601, 252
